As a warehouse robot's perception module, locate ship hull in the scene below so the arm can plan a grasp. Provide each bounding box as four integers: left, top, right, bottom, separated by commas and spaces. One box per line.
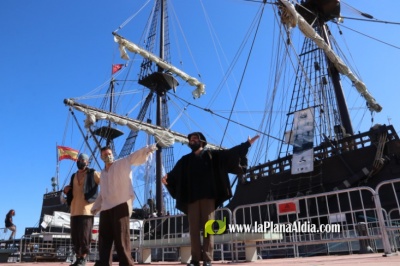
227, 125, 400, 213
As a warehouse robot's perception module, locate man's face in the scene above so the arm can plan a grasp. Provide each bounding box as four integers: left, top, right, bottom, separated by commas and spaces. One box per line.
189, 135, 201, 146
101, 149, 114, 164
77, 158, 88, 169
189, 135, 202, 151
78, 158, 87, 163
101, 149, 113, 158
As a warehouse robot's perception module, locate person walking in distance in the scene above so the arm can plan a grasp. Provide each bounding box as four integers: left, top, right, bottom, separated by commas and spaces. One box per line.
91, 144, 157, 266
162, 132, 259, 266
63, 153, 100, 266
4, 209, 16, 240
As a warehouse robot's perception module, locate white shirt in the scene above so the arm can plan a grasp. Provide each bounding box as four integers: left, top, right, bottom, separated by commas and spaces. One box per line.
91, 145, 155, 213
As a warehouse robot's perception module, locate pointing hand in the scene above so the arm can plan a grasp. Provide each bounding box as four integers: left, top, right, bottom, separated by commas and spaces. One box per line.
161, 174, 168, 185
248, 135, 260, 145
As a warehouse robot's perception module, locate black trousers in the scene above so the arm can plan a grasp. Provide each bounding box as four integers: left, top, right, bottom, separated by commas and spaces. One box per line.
70, 215, 94, 256
95, 202, 134, 266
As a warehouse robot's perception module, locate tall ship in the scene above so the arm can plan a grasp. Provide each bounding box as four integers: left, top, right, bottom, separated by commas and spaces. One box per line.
62, 0, 400, 216
3, 0, 400, 262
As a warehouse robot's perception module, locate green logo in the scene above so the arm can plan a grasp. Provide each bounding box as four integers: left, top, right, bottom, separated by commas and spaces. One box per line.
204, 217, 226, 237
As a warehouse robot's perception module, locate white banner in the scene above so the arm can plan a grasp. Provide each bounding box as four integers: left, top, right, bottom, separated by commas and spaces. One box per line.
291, 108, 314, 174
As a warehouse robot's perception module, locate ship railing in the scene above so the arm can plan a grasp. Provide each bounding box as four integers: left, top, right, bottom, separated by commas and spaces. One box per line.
231, 185, 394, 261
0, 227, 11, 241
0, 234, 20, 263
244, 124, 399, 183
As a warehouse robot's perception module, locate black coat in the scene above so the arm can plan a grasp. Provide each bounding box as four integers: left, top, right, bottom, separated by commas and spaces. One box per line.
166, 141, 251, 214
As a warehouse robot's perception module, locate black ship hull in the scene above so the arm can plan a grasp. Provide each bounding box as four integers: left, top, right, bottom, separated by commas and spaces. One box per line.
227, 124, 400, 213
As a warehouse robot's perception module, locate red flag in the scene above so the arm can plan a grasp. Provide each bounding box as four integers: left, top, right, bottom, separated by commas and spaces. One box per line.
57, 146, 79, 161
112, 64, 124, 74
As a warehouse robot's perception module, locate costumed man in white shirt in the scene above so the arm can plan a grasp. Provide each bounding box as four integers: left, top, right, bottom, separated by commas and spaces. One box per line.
92, 144, 157, 266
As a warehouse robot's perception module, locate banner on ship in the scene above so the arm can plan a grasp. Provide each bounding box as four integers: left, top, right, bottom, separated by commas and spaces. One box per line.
291, 108, 314, 174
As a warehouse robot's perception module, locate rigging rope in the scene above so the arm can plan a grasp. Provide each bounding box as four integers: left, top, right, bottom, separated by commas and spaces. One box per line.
280, 0, 382, 113
334, 23, 400, 50
220, 3, 266, 147
206, 4, 265, 108
114, 0, 152, 32
339, 16, 400, 26
170, 92, 281, 142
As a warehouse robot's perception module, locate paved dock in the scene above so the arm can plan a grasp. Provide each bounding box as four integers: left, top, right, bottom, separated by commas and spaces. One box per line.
1, 253, 400, 266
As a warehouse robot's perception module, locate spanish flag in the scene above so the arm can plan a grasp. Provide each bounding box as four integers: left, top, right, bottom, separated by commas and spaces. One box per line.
57, 146, 79, 161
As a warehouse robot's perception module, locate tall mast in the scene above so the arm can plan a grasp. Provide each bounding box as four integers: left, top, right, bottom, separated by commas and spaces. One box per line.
114, 0, 206, 214
319, 22, 354, 136
130, 0, 177, 216
278, 0, 382, 153
155, 0, 165, 216
107, 80, 115, 146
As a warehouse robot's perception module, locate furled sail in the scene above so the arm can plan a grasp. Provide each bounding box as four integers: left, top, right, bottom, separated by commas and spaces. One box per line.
64, 99, 222, 150
279, 0, 382, 112
113, 33, 206, 99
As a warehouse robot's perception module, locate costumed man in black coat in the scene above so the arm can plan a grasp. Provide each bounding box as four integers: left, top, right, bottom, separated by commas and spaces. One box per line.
162, 132, 259, 266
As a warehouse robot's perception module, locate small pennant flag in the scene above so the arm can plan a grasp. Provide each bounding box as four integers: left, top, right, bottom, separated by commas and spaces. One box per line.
112, 64, 124, 74
57, 146, 79, 161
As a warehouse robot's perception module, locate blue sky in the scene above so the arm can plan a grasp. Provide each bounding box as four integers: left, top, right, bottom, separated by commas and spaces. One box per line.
1, 0, 399, 238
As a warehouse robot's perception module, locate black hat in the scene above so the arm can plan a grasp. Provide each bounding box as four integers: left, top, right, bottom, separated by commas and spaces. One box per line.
188, 132, 207, 147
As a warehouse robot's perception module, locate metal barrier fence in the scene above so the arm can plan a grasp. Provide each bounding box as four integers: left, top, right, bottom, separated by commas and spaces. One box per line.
2, 179, 399, 263
130, 180, 400, 263
134, 208, 234, 263
18, 232, 74, 262
376, 178, 400, 253
233, 186, 391, 260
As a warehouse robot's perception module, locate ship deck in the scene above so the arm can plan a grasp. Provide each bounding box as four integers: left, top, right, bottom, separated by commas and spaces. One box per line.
1, 253, 400, 266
